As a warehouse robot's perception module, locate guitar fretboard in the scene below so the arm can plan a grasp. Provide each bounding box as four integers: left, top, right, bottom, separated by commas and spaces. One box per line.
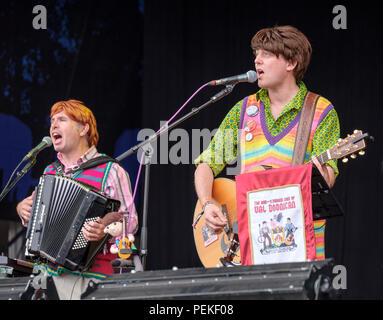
307, 150, 330, 166
317, 152, 330, 165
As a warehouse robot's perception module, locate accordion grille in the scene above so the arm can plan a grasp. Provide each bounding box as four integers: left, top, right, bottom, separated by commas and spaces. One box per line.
41, 176, 88, 258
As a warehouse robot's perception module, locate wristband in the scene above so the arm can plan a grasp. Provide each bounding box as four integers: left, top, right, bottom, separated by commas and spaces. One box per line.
200, 196, 213, 206
202, 200, 214, 212
192, 200, 214, 229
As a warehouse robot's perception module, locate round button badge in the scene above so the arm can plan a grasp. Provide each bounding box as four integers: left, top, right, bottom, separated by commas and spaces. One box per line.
245, 119, 257, 131
246, 105, 259, 117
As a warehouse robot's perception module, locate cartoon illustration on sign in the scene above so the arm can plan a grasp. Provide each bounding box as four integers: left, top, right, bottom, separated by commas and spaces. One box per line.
258, 213, 298, 255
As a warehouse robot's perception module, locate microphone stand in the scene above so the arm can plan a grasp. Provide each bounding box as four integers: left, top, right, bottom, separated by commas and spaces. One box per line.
116, 84, 236, 270
0, 158, 37, 203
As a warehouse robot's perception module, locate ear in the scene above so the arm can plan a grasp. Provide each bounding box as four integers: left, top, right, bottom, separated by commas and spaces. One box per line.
79, 123, 90, 137
286, 59, 298, 72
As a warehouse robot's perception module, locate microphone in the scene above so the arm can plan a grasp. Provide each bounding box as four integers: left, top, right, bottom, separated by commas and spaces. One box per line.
209, 70, 257, 86
23, 136, 53, 161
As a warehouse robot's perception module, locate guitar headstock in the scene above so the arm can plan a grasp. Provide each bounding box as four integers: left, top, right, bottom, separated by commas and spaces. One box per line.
329, 129, 372, 163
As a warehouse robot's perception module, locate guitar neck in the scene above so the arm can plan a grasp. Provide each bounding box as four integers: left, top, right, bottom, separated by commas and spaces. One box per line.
308, 151, 330, 166
308, 131, 369, 166
122, 214, 127, 238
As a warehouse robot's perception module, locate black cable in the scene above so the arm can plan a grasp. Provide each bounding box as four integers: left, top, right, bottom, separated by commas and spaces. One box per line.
0, 157, 32, 203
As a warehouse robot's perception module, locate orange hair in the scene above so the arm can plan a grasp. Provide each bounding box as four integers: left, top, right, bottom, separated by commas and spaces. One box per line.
50, 99, 99, 147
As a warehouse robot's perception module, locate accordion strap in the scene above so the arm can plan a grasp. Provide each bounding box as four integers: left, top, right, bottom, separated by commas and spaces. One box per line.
52, 155, 121, 175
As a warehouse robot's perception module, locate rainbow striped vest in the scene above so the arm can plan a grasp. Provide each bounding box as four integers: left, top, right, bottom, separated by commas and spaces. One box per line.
43, 156, 114, 192
239, 92, 334, 260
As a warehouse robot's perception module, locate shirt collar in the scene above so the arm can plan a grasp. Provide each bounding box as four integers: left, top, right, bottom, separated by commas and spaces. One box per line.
256, 81, 308, 112
57, 145, 98, 170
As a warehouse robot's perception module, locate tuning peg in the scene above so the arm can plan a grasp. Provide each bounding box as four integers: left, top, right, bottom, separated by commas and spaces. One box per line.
350, 154, 357, 159
358, 150, 365, 156
342, 158, 349, 163
353, 129, 359, 134
338, 138, 342, 142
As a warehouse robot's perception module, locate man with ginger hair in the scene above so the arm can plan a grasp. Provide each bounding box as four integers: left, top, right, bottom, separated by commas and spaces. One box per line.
16, 99, 138, 299
194, 25, 340, 261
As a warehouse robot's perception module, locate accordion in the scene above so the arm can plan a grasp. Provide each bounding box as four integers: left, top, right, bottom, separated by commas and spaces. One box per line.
25, 174, 120, 271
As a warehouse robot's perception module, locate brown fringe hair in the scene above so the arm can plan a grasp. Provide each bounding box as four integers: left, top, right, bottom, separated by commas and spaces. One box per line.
251, 25, 312, 82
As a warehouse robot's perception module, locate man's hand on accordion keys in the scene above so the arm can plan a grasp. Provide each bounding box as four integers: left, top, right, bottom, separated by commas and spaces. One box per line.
16, 191, 35, 226
82, 217, 106, 242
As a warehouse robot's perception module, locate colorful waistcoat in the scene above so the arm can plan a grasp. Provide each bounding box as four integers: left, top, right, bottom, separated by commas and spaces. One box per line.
41, 159, 116, 278
239, 93, 334, 260
43, 160, 113, 193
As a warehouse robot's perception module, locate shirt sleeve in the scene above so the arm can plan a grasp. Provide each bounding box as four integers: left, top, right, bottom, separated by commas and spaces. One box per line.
103, 163, 139, 235
311, 108, 341, 178
194, 100, 242, 177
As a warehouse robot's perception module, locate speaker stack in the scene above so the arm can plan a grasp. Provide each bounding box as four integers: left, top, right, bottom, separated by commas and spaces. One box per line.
81, 258, 338, 300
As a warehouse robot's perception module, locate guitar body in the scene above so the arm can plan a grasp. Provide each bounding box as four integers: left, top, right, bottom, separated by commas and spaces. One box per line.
118, 237, 132, 260
193, 178, 241, 268
284, 234, 294, 246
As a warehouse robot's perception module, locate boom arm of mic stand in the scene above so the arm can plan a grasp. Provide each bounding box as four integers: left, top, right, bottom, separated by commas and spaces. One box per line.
115, 84, 236, 269
0, 158, 37, 203
116, 84, 236, 162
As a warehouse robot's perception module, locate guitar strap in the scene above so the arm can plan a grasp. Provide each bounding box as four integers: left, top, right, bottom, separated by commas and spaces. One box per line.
291, 91, 320, 166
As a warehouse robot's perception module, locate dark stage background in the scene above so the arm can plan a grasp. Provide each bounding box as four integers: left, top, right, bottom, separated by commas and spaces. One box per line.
0, 0, 382, 299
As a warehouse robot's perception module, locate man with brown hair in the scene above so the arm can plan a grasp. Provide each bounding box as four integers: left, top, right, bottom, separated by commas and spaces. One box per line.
194, 25, 340, 261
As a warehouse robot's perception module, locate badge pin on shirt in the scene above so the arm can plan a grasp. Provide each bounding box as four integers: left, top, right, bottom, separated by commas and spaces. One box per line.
245, 132, 253, 142
246, 105, 259, 117
245, 119, 257, 132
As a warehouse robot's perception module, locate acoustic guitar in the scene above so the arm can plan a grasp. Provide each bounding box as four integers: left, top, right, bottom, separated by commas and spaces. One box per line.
193, 130, 372, 268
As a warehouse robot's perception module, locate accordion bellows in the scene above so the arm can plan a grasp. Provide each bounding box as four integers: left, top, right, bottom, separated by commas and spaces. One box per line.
25, 174, 120, 271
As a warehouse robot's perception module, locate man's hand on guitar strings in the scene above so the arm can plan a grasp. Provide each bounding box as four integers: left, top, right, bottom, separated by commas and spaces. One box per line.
204, 203, 228, 234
